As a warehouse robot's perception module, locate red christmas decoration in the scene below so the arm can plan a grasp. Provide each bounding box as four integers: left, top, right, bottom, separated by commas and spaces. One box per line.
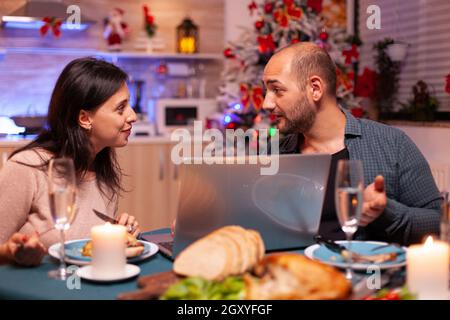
257, 34, 276, 54
336, 68, 354, 91
104, 8, 130, 51
143, 4, 157, 37
156, 61, 168, 75
446, 74, 450, 94
273, 1, 303, 28
240, 83, 264, 111
248, 1, 258, 15
354, 68, 377, 98
255, 20, 264, 30
264, 2, 274, 13
226, 122, 236, 129
319, 31, 329, 41
291, 38, 300, 44
307, 0, 323, 13
351, 107, 364, 118
223, 48, 236, 59
40, 17, 62, 38
342, 44, 359, 65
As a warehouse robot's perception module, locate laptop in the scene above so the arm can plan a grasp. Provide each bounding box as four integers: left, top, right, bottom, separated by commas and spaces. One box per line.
143, 154, 331, 259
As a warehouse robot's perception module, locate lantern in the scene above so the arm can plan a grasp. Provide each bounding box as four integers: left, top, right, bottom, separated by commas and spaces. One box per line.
176, 17, 198, 54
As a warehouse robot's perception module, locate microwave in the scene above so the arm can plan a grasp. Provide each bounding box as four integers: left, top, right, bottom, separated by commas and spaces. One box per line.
155, 98, 217, 135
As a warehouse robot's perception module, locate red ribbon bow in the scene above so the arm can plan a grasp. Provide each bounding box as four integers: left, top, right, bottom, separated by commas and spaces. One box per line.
240, 83, 264, 111
342, 44, 359, 65
40, 17, 62, 38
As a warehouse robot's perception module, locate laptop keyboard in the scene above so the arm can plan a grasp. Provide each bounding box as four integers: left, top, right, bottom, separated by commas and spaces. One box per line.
159, 241, 174, 253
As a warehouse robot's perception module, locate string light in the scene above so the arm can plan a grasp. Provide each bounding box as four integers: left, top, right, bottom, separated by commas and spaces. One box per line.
269, 127, 277, 137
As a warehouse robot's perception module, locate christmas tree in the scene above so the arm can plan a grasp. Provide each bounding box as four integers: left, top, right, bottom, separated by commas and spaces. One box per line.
218, 0, 362, 130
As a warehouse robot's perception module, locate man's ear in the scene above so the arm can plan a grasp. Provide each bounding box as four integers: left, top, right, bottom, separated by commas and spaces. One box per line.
78, 109, 92, 131
309, 76, 324, 102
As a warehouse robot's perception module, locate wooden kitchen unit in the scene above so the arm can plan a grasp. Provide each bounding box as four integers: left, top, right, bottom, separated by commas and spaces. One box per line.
116, 138, 181, 232
0, 137, 182, 232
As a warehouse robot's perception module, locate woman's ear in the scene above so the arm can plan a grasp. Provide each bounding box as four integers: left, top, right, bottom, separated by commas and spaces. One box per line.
78, 110, 92, 131
310, 76, 324, 102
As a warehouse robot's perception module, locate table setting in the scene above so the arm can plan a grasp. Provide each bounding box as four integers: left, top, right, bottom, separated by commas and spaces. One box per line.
0, 159, 449, 300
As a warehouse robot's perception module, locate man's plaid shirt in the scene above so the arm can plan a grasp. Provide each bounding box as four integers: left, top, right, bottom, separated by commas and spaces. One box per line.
277, 108, 441, 245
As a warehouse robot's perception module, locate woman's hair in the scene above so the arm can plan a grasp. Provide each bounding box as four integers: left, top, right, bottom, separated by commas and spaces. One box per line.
10, 57, 129, 200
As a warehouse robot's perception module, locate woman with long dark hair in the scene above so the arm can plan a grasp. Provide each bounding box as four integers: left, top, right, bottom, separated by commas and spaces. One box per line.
0, 57, 140, 251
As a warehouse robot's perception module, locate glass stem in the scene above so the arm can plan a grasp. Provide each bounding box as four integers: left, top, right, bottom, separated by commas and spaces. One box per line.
59, 229, 66, 273
345, 232, 354, 281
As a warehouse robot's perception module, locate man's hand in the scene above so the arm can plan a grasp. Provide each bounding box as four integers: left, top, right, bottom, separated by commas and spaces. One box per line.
359, 175, 387, 227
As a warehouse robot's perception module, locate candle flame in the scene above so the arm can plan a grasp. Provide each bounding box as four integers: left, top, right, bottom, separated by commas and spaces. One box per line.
352, 198, 358, 206
424, 235, 433, 247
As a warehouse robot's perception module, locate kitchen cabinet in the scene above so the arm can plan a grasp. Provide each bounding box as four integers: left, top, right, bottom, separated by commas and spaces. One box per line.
115, 141, 180, 232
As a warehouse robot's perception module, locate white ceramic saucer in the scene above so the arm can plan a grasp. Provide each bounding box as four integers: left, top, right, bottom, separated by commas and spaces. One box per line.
76, 264, 140, 282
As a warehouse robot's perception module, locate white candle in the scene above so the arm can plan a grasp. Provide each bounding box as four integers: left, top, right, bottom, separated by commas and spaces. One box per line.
91, 222, 127, 279
407, 236, 449, 299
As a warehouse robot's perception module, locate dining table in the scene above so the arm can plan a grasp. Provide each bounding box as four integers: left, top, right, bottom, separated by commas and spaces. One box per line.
0, 228, 405, 300
0, 229, 174, 300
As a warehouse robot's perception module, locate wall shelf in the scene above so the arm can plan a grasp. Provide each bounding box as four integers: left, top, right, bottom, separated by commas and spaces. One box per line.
0, 47, 223, 61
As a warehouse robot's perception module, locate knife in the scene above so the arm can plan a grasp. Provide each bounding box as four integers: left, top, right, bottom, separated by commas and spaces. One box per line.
93, 209, 119, 224
313, 235, 399, 264
93, 209, 142, 240
313, 235, 348, 254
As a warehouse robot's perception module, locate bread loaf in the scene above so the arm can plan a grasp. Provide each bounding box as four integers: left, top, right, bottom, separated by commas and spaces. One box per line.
173, 225, 265, 280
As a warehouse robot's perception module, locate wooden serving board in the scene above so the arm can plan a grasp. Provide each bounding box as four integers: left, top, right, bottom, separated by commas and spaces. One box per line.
117, 271, 182, 300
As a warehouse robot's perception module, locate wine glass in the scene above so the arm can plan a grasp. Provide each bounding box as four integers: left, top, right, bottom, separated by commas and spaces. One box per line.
48, 158, 77, 280
335, 159, 364, 281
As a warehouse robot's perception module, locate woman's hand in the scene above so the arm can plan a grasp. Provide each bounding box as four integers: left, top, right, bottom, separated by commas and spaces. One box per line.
2, 233, 47, 267
118, 213, 141, 237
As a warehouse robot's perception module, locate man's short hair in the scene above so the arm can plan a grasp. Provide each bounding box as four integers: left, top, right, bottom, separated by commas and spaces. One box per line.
279, 43, 337, 97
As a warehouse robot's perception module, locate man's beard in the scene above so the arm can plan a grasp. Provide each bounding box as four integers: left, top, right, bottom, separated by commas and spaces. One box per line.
278, 98, 316, 135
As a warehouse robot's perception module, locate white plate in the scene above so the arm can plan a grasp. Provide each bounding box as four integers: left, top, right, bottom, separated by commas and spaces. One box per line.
76, 264, 140, 282
48, 239, 159, 266
304, 240, 407, 270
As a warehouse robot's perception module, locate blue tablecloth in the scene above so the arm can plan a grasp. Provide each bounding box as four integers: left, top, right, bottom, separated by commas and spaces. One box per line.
0, 229, 175, 300
0, 228, 310, 300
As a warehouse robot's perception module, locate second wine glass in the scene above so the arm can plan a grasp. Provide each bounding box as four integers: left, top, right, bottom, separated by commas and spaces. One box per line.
335, 159, 364, 281
48, 157, 77, 280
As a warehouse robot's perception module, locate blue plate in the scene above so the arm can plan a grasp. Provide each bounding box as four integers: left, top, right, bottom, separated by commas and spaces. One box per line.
304, 241, 407, 270
49, 239, 159, 265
